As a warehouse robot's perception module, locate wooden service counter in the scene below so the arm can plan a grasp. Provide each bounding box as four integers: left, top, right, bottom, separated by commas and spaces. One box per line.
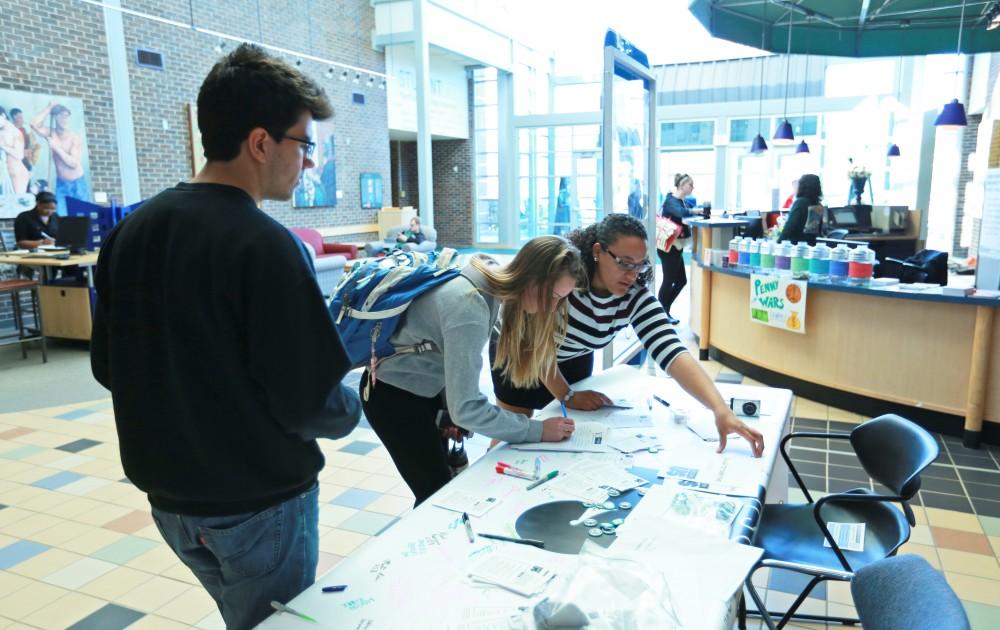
686, 220, 1000, 447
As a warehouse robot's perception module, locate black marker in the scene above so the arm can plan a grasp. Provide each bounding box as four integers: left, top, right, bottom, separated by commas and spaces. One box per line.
478, 533, 545, 548
322, 585, 348, 593
653, 395, 671, 408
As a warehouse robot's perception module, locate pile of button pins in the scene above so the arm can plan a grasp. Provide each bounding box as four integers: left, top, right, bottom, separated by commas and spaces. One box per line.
582, 498, 633, 537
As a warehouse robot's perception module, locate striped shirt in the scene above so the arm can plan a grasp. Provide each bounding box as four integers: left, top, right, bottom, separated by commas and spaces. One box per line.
560, 281, 688, 372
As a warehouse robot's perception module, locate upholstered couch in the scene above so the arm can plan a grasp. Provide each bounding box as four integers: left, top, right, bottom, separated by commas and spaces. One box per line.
364, 224, 437, 257
289, 228, 358, 296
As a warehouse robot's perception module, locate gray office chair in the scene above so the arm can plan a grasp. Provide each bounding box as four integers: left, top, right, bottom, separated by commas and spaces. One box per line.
851, 555, 969, 630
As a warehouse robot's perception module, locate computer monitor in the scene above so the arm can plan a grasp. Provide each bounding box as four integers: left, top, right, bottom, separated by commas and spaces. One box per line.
56, 216, 91, 254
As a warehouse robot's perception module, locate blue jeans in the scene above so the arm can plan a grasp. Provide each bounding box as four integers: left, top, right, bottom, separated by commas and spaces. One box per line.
55, 174, 91, 214
151, 483, 320, 630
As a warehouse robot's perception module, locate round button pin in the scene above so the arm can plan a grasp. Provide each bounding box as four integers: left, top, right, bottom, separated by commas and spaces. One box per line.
618, 501, 632, 510
607, 488, 621, 497
588, 528, 603, 537
583, 519, 598, 527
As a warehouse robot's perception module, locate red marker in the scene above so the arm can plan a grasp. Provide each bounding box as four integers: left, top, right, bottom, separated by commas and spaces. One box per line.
495, 465, 535, 480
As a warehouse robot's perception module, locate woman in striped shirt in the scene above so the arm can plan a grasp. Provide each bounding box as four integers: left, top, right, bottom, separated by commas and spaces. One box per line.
491, 214, 764, 455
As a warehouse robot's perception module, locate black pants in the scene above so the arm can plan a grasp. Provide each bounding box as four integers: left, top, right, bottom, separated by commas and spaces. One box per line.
360, 371, 451, 506
657, 246, 687, 316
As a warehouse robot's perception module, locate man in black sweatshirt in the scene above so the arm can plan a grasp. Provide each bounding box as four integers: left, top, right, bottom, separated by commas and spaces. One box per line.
91, 44, 360, 630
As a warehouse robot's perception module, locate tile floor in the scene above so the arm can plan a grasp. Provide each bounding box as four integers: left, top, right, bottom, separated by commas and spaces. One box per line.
1, 361, 999, 628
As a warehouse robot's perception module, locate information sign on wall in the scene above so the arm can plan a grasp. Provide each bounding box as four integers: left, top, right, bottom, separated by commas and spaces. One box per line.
749, 273, 807, 334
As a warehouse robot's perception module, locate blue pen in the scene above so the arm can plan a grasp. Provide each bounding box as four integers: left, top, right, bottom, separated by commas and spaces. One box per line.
560, 402, 568, 418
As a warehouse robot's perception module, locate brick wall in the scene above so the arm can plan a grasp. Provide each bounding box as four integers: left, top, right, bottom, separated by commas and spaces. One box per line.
953, 113, 981, 258
431, 139, 473, 247
122, 0, 390, 231
0, 0, 122, 201
389, 140, 418, 208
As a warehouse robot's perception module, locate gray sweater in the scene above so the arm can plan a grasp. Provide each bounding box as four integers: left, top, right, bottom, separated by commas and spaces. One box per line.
374, 266, 545, 443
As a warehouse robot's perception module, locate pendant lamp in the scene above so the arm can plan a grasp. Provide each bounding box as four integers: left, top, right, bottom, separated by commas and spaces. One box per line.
935, 1, 968, 129
750, 1, 768, 154
773, 13, 795, 145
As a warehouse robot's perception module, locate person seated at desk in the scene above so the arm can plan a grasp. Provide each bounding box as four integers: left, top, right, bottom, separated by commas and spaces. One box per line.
395, 216, 425, 246
13, 191, 58, 249
492, 214, 764, 456
779, 174, 825, 245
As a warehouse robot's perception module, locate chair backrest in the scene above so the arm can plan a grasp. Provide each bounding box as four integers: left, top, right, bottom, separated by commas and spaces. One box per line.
851, 555, 969, 630
850, 414, 939, 498
289, 227, 324, 254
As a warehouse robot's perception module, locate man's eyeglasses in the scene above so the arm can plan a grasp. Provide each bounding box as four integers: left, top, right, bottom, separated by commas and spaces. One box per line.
602, 245, 651, 274
280, 134, 316, 158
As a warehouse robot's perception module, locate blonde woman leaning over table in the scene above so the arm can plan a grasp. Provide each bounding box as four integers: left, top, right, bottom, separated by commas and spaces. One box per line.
360, 235, 585, 505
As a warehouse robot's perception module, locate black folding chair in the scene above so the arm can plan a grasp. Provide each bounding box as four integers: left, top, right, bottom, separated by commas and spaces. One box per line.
743, 414, 939, 629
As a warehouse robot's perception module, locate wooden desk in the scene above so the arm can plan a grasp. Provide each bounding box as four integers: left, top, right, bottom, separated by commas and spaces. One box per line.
0, 252, 99, 340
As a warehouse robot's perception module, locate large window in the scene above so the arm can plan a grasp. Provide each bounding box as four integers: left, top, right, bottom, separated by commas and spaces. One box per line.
660, 121, 714, 147
517, 124, 601, 242
730, 118, 771, 143
473, 68, 500, 244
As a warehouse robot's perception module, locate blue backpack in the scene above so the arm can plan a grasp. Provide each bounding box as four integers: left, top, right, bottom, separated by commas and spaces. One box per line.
329, 249, 462, 371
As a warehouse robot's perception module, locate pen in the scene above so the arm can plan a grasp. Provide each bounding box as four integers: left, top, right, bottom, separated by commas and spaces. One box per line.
647, 397, 652, 411
653, 395, 671, 409
478, 533, 546, 548
270, 601, 319, 624
322, 585, 348, 593
496, 465, 535, 480
526, 470, 558, 490
462, 512, 475, 543
533, 457, 541, 480
560, 401, 568, 418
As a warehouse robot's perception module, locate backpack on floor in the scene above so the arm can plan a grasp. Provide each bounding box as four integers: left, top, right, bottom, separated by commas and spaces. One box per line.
329, 248, 462, 373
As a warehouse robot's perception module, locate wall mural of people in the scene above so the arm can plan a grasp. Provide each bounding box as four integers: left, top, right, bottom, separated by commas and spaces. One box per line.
293, 119, 336, 208
0, 89, 92, 218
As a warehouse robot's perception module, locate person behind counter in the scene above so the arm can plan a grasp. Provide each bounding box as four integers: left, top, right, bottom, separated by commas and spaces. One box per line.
13, 191, 58, 249
658, 172, 698, 324
360, 236, 583, 505
491, 214, 764, 456
779, 174, 825, 244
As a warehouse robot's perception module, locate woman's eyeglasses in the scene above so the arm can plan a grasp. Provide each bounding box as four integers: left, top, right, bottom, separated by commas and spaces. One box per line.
602, 246, 651, 274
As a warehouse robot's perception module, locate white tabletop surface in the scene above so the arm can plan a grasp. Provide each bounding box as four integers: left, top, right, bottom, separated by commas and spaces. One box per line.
258, 365, 792, 629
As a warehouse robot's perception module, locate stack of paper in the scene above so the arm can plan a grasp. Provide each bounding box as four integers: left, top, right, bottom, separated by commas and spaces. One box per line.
511, 422, 609, 453
468, 555, 556, 597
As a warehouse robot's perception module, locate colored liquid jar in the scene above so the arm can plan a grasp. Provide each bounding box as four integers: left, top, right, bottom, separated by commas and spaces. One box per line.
809, 245, 830, 281
728, 237, 740, 267
829, 244, 851, 283
790, 243, 811, 275
775, 242, 792, 272
748, 239, 761, 270
848, 245, 876, 286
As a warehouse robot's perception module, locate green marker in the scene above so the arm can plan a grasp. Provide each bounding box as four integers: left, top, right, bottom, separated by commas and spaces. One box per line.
526, 470, 558, 490
271, 600, 319, 624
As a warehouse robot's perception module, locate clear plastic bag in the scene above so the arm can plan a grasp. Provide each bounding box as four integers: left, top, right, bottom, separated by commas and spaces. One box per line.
529, 541, 682, 629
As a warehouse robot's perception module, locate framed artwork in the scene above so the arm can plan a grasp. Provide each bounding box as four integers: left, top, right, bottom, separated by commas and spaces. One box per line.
294, 119, 336, 208
360, 172, 383, 209
0, 88, 93, 217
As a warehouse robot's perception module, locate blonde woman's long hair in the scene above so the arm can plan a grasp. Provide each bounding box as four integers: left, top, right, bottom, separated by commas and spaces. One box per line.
472, 236, 584, 389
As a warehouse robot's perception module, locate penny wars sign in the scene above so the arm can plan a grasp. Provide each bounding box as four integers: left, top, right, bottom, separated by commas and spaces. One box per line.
749, 274, 807, 334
